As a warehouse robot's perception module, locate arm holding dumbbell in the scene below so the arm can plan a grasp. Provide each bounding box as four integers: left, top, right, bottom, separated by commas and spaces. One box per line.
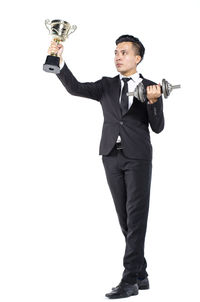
146, 83, 165, 134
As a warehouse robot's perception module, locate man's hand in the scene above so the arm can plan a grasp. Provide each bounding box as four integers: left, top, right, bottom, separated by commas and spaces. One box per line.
48, 40, 64, 65
146, 83, 161, 104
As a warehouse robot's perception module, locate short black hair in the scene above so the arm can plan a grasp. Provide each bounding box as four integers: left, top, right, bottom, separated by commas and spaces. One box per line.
115, 34, 145, 65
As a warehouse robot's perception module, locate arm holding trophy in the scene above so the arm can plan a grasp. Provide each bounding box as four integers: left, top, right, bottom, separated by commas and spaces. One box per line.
56, 58, 104, 102
44, 19, 103, 102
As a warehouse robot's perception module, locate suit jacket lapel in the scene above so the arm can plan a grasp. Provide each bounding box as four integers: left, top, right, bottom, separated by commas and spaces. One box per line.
112, 75, 122, 117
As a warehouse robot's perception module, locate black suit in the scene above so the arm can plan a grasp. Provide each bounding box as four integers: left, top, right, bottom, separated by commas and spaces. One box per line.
56, 62, 165, 284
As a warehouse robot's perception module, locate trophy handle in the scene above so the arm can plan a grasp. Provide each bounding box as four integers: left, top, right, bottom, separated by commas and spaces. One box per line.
68, 25, 77, 36
45, 19, 61, 37
45, 19, 51, 34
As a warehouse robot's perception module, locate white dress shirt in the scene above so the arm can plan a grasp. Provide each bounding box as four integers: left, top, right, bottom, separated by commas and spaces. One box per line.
59, 61, 152, 144
116, 72, 143, 143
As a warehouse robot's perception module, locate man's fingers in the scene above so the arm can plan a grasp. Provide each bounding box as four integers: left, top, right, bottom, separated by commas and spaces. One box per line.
156, 84, 161, 94
147, 85, 160, 92
48, 45, 61, 54
147, 85, 156, 90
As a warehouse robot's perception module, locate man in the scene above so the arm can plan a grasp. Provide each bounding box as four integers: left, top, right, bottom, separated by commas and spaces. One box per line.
47, 34, 164, 299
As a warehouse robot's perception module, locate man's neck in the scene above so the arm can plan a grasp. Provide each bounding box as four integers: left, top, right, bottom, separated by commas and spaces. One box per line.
120, 69, 137, 77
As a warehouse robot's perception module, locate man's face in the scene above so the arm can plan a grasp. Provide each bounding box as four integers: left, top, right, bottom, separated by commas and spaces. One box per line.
114, 42, 141, 75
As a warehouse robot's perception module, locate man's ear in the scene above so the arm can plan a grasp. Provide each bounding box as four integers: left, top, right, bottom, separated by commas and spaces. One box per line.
136, 55, 141, 64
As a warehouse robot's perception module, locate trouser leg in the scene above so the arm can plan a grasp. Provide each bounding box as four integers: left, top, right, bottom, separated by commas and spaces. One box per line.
102, 148, 152, 284
122, 157, 152, 284
102, 148, 128, 238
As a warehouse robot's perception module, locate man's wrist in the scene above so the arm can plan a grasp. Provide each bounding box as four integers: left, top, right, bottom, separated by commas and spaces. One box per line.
147, 98, 158, 104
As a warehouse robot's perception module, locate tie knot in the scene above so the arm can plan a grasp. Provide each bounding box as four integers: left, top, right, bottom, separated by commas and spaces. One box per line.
122, 77, 131, 83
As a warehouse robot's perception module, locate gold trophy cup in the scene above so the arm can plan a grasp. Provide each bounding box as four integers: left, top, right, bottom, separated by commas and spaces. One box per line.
43, 19, 77, 74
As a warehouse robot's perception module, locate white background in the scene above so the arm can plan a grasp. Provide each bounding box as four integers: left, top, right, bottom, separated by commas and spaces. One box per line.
0, 0, 200, 301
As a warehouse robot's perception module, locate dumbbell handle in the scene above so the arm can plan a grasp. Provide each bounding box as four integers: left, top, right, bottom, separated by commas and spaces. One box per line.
155, 84, 181, 92
171, 84, 181, 89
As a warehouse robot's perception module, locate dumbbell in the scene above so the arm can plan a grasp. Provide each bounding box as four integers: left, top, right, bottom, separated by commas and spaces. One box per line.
127, 78, 181, 103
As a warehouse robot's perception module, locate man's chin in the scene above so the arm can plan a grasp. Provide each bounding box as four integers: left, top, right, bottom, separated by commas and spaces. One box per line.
116, 66, 125, 72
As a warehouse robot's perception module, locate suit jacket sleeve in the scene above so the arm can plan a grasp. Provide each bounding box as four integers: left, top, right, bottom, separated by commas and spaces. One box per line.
56, 62, 103, 102
146, 91, 165, 134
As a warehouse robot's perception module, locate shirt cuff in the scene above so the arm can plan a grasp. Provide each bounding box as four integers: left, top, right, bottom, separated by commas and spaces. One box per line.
147, 99, 158, 105
60, 59, 65, 70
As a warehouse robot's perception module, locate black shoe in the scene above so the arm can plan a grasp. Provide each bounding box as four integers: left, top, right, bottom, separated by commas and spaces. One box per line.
112, 277, 149, 291
105, 281, 139, 299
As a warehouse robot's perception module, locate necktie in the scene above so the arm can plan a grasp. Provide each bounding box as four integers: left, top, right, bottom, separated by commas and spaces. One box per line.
121, 77, 131, 115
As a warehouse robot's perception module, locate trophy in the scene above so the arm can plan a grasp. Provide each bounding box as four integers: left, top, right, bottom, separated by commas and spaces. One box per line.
43, 19, 77, 74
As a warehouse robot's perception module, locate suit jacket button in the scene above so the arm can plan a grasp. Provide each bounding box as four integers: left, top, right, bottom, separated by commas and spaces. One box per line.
120, 121, 123, 125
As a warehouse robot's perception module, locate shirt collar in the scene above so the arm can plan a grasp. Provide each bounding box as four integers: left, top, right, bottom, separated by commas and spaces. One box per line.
119, 71, 140, 82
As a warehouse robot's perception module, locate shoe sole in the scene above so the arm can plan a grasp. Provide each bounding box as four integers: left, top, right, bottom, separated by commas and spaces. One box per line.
112, 281, 149, 291
105, 291, 139, 299
138, 284, 149, 290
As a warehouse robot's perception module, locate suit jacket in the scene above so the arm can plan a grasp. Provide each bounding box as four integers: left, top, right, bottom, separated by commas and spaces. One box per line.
56, 63, 165, 160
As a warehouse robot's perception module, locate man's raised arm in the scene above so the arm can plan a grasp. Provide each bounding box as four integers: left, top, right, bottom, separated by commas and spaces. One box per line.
47, 41, 103, 102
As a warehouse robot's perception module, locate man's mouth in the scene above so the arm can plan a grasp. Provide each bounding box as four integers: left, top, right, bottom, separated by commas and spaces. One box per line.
116, 64, 122, 67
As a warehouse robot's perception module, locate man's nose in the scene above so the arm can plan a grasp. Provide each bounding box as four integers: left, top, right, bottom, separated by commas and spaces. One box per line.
115, 55, 122, 61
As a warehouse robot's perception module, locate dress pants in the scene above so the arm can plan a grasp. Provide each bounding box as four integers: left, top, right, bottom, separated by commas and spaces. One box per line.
102, 142, 152, 284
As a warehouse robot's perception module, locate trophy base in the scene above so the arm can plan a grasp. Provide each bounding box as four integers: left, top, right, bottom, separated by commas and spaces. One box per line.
43, 55, 60, 74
